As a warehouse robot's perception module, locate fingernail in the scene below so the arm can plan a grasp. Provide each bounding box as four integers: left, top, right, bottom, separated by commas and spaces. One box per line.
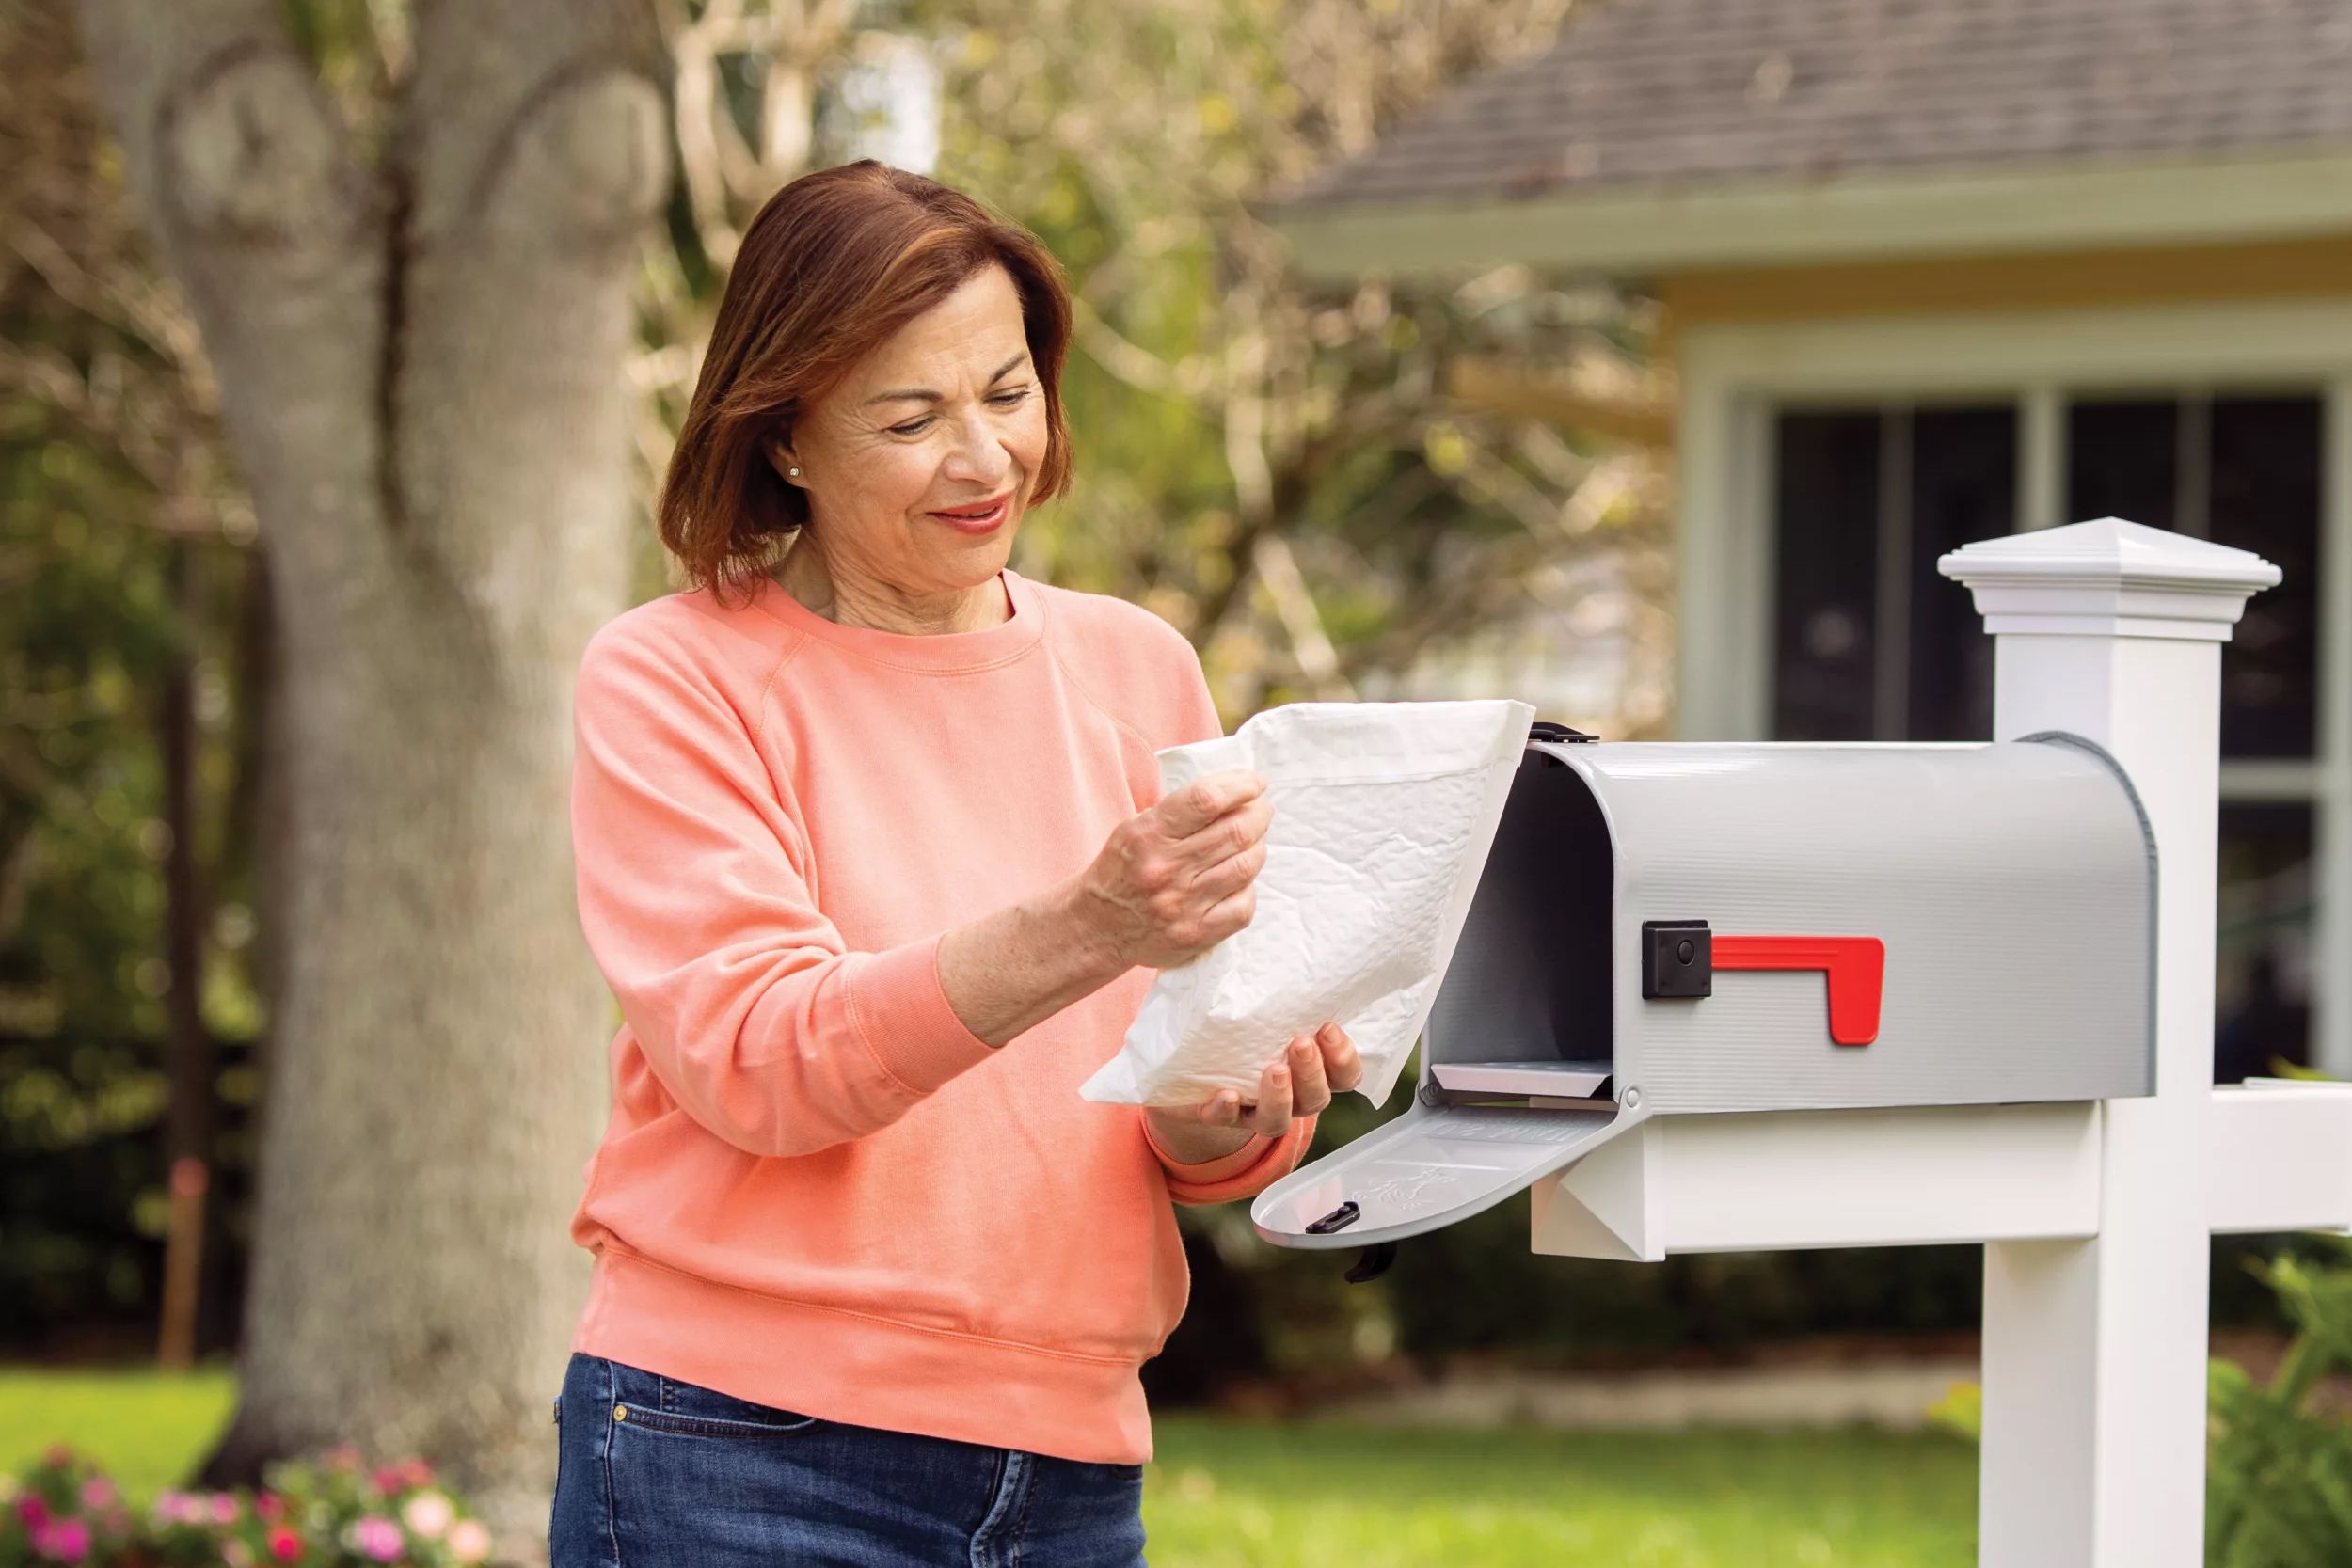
1270, 1067, 1288, 1085
1319, 1022, 1341, 1041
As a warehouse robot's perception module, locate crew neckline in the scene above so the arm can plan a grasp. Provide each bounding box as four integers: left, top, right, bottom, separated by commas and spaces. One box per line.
750, 566, 1047, 673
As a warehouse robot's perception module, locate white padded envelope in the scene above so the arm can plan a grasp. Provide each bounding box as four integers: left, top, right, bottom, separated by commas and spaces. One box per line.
1081, 699, 1536, 1110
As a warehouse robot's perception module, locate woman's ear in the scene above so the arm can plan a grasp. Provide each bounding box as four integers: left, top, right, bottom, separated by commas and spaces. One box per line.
766, 440, 805, 487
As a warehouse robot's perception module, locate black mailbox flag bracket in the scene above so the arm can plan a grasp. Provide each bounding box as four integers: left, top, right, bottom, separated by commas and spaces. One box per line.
1642, 919, 1713, 999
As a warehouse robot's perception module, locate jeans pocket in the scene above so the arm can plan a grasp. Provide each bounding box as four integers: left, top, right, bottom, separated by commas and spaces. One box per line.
615, 1374, 822, 1440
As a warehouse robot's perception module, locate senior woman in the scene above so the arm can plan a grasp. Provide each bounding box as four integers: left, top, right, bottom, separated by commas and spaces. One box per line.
548, 160, 1361, 1567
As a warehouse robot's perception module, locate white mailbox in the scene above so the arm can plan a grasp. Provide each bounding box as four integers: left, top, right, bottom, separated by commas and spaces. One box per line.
1252, 730, 2155, 1252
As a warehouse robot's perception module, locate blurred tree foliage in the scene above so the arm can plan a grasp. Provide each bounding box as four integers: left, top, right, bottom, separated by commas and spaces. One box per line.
0, 0, 262, 1355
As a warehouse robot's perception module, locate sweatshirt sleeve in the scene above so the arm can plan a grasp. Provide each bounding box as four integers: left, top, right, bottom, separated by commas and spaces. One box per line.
569, 620, 996, 1159
1145, 1117, 1318, 1207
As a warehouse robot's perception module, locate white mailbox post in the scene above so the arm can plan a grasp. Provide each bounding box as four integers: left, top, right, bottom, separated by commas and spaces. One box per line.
1951, 516, 2326, 1568
1251, 517, 2352, 1568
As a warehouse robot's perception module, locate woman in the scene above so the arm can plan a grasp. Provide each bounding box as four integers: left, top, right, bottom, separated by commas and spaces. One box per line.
548, 161, 1361, 1567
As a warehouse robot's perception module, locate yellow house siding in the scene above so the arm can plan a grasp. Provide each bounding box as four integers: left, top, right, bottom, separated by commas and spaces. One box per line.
1656, 235, 2352, 332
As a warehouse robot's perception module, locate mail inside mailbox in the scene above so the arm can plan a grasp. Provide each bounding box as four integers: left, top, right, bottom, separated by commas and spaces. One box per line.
1422, 749, 1617, 1100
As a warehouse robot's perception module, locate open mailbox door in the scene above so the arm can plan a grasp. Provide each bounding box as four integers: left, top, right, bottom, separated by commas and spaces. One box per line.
1251, 1102, 1630, 1249
1253, 732, 1642, 1249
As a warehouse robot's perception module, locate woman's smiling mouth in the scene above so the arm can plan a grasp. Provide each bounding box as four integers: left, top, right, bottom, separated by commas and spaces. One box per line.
929, 493, 1012, 533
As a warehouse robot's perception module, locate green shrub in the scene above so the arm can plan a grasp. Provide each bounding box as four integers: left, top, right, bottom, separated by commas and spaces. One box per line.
2207, 1238, 2352, 1566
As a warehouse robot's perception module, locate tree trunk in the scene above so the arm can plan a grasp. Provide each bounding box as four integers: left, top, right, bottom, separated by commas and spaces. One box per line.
157, 538, 213, 1372
72, 0, 667, 1544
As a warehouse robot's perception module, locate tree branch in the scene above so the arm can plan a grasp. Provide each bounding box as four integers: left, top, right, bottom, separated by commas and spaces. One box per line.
661, 0, 748, 265
391, 0, 666, 611
6, 218, 208, 379
73, 0, 380, 265
73, 0, 388, 583
1069, 294, 1215, 407
1250, 533, 1351, 698
405, 1, 665, 248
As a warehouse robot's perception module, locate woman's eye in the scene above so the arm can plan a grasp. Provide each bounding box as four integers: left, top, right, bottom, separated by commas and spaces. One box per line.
887, 390, 1025, 436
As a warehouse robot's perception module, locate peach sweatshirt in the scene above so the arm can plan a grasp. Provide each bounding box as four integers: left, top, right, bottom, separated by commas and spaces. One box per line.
564, 566, 1315, 1465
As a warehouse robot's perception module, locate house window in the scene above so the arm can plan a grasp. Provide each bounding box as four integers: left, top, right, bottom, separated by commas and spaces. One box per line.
1769, 392, 2326, 1080
1772, 405, 2011, 743
2069, 394, 2322, 759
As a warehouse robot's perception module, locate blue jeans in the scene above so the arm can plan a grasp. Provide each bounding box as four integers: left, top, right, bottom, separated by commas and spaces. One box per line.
549, 1354, 1149, 1567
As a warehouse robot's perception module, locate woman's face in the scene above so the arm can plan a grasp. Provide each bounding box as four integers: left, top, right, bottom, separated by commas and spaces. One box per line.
776, 264, 1049, 599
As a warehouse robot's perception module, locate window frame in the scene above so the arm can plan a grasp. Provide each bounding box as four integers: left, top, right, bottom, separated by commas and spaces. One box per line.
1675, 298, 2352, 1079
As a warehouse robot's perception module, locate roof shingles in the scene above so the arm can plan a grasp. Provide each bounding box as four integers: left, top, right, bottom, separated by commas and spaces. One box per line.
1280, 0, 2352, 208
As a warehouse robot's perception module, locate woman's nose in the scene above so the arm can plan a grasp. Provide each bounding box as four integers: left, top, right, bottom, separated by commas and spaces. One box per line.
943, 408, 1013, 485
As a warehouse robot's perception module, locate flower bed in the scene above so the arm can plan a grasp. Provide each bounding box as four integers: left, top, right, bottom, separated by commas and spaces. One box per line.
2, 1446, 491, 1567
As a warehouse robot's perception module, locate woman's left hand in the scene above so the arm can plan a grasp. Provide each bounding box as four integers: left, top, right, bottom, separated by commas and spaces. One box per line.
1144, 1022, 1361, 1163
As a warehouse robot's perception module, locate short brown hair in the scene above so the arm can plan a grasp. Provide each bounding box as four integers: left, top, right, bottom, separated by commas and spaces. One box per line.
660, 162, 1076, 598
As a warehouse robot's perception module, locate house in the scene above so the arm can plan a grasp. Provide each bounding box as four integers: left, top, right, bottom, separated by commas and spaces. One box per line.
1268, 0, 2352, 1080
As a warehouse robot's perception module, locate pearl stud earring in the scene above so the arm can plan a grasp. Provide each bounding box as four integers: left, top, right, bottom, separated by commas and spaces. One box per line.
787, 466, 802, 477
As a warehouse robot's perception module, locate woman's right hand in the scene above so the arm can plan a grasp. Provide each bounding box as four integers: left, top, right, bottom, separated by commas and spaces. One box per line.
1073, 769, 1271, 972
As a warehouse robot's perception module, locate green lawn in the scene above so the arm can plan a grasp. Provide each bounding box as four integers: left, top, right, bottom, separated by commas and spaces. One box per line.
1146, 1418, 1974, 1568
0, 1367, 237, 1495
2, 1370, 1975, 1567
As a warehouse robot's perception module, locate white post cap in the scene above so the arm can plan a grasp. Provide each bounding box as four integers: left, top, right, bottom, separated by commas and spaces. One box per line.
1938, 516, 2280, 641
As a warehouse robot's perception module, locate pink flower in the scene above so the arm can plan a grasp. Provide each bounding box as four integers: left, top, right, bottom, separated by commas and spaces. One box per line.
447, 1518, 493, 1564
31, 1515, 91, 1563
210, 1492, 242, 1526
17, 1494, 51, 1529
254, 1492, 288, 1522
265, 1524, 304, 1562
348, 1514, 405, 1563
401, 1490, 453, 1539
75, 1478, 114, 1512
369, 1467, 405, 1497
40, 1446, 73, 1470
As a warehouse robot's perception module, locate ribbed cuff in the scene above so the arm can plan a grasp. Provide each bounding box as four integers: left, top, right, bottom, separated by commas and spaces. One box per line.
1147, 1114, 1317, 1206
843, 935, 999, 1096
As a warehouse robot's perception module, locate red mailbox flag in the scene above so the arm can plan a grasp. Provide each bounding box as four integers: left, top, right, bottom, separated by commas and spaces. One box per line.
1714, 936, 1886, 1046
